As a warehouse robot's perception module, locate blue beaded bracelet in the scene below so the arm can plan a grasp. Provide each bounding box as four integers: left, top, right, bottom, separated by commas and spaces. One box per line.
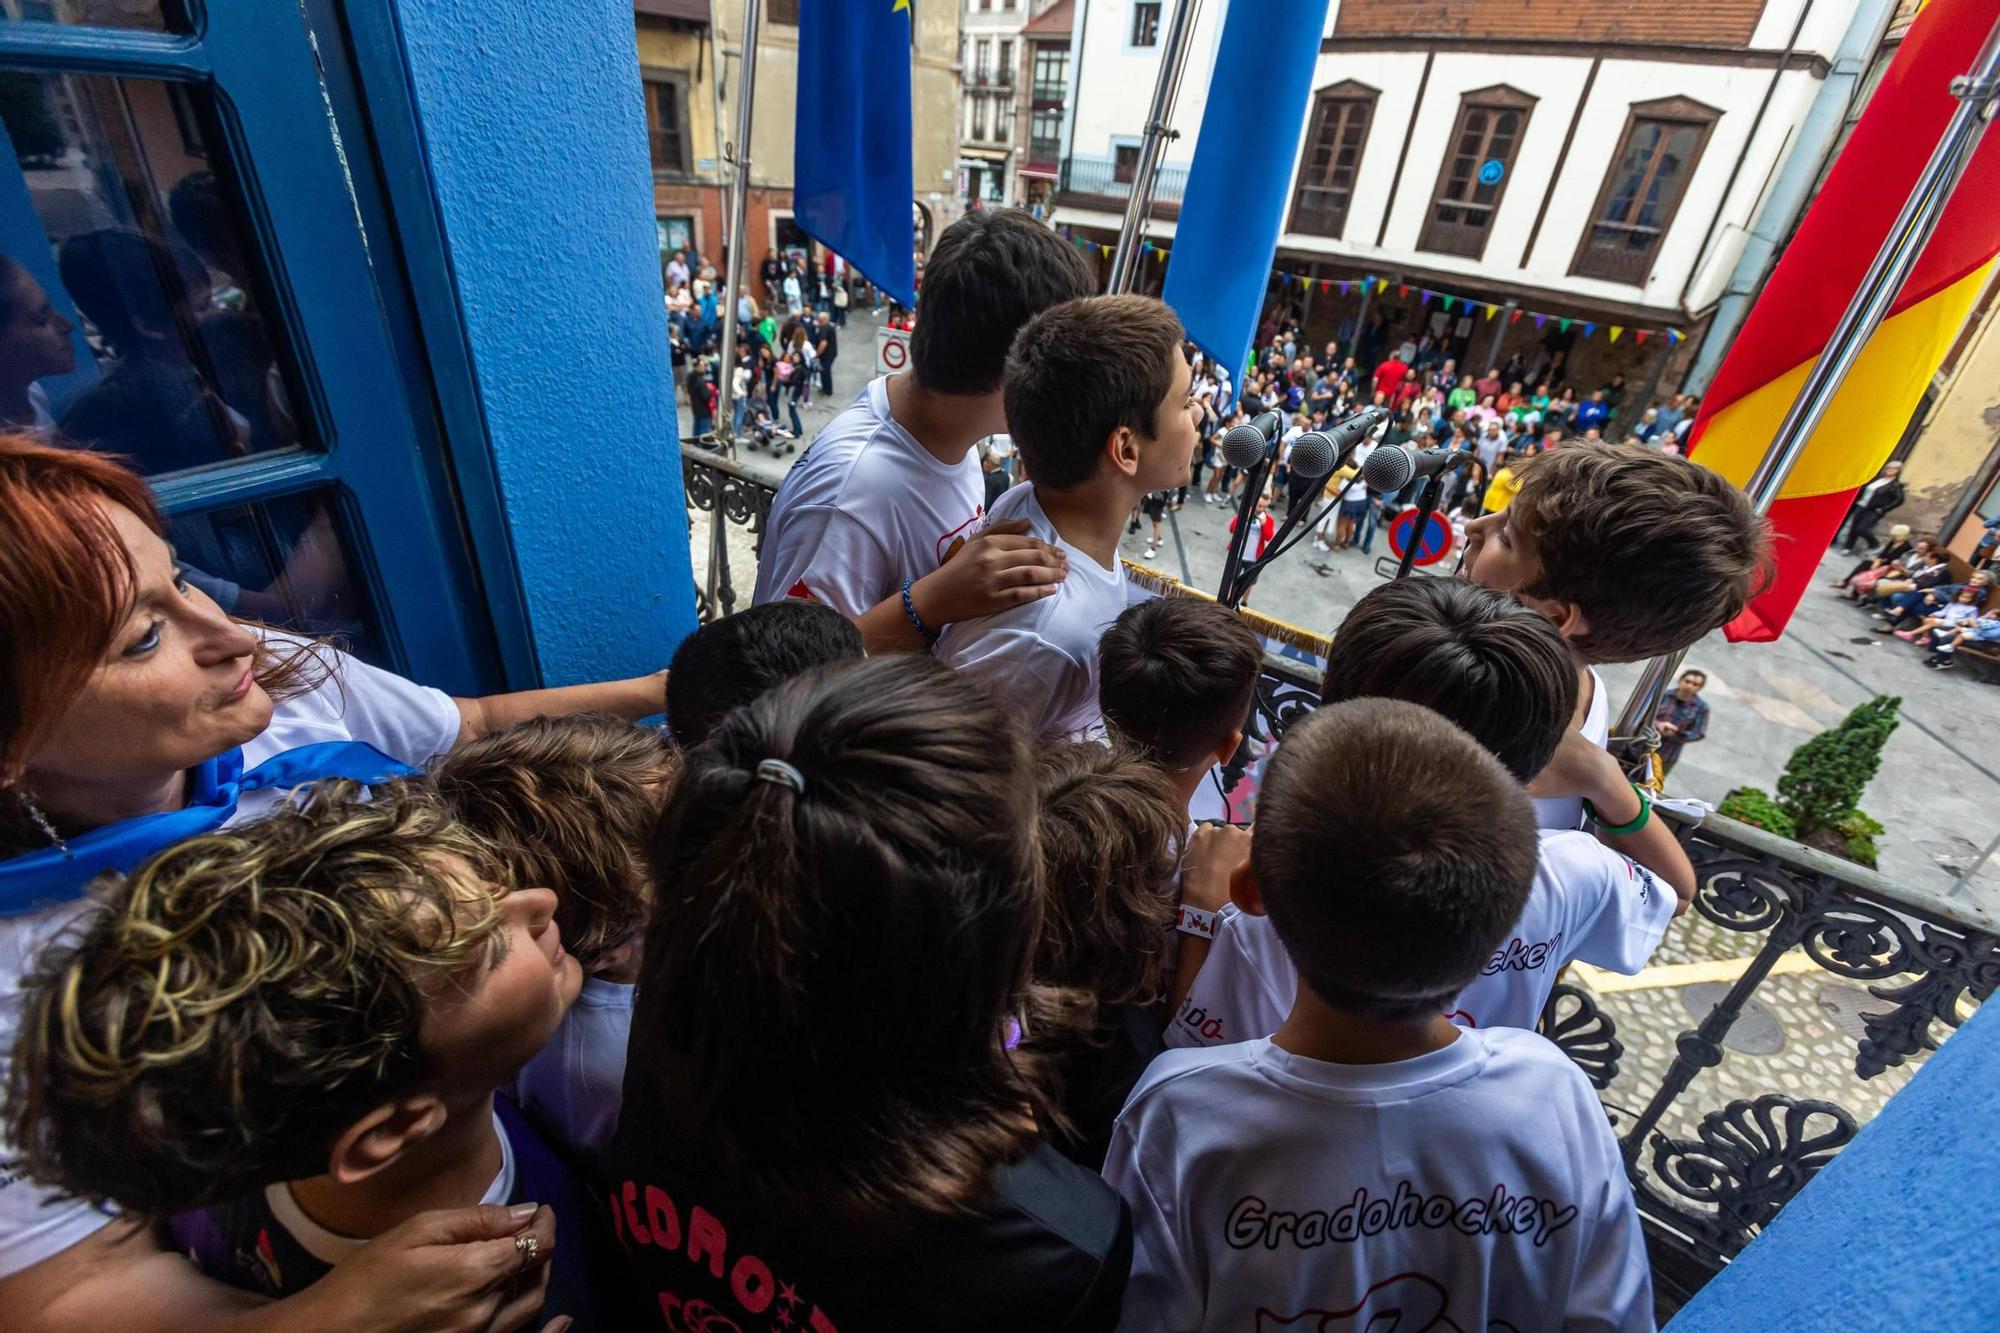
901, 577, 938, 646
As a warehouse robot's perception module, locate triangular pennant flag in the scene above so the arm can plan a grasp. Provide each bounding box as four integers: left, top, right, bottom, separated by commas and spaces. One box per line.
1398, 285, 1409, 298
1442, 296, 1456, 312
1609, 325, 1624, 343
1558, 317, 1571, 332
1534, 314, 1547, 329
1668, 328, 1682, 345
1422, 289, 1435, 304
1320, 280, 1331, 293
1509, 309, 1523, 324
1583, 322, 1597, 338
1484, 303, 1498, 320
1374, 278, 1387, 294
1634, 330, 1648, 346
1338, 281, 1350, 295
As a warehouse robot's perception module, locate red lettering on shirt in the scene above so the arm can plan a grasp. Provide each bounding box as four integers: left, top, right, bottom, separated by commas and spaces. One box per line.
646, 1184, 683, 1251
687, 1205, 728, 1279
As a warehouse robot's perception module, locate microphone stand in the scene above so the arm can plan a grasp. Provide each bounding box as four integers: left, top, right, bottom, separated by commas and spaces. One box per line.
1391, 454, 1470, 580
1216, 450, 1276, 609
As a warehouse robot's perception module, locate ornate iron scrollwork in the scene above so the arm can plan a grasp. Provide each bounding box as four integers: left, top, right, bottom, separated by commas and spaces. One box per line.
1539, 982, 1623, 1089
1646, 1094, 1857, 1256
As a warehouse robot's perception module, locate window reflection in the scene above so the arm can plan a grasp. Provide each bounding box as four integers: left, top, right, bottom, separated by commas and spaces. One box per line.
170, 491, 387, 667
0, 72, 300, 474
0, 0, 182, 32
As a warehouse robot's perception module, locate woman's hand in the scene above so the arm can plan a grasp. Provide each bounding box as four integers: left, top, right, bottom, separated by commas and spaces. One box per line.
271, 1204, 559, 1333
1179, 823, 1253, 913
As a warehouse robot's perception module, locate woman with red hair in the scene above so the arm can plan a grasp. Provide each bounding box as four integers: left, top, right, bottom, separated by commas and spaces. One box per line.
0, 433, 660, 1329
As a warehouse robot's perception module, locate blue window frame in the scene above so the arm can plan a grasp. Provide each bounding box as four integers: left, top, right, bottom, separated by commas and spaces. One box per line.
0, 2, 519, 695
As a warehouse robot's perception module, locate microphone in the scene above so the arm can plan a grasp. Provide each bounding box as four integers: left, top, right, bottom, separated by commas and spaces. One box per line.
1325, 405, 1388, 455
1361, 442, 1470, 495
1281, 429, 1337, 517
1219, 411, 1284, 471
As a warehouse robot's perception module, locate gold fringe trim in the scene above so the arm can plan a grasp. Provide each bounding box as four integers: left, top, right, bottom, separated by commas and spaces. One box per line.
1120, 560, 1333, 658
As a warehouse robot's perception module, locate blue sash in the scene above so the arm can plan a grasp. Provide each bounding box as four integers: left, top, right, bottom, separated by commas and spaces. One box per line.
1, 742, 419, 919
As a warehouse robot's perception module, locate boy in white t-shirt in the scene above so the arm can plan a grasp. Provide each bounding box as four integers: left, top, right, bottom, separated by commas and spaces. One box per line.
1460, 441, 1769, 829
431, 713, 677, 1160
753, 209, 1093, 653
936, 295, 1200, 740
1105, 698, 1654, 1332
1168, 579, 1695, 1051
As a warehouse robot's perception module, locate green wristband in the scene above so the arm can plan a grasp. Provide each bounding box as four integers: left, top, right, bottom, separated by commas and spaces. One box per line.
1584, 783, 1652, 836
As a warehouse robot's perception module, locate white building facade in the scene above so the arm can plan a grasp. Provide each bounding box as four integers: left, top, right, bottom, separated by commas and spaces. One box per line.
1055, 0, 1895, 393
958, 0, 1032, 208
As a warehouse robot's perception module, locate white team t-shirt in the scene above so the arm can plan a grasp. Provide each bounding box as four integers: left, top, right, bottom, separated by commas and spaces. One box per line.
512, 975, 634, 1158
933, 483, 1129, 741
1103, 1030, 1653, 1333
751, 375, 985, 618
1165, 830, 1674, 1050
1534, 666, 1609, 832
0, 641, 459, 1278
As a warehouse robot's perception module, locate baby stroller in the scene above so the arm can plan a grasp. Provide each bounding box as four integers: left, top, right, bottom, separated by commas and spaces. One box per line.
744, 397, 797, 455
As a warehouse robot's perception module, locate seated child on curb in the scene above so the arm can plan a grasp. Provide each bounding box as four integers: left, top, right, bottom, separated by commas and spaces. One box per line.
1925, 603, 2000, 669
1027, 741, 1186, 1170
5, 786, 593, 1324
603, 656, 1130, 1330
936, 295, 1200, 740
1104, 698, 1653, 1330
1168, 578, 1695, 1052
1462, 440, 1768, 829
432, 714, 677, 1158
1893, 583, 1984, 647
664, 599, 863, 747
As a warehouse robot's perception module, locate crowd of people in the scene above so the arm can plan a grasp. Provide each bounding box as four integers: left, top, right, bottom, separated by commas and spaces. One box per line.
1834, 523, 2000, 670
1, 207, 1776, 1331
1114, 313, 1710, 570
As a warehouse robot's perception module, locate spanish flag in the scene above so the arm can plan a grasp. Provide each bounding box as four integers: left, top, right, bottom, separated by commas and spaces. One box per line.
1689, 0, 2000, 642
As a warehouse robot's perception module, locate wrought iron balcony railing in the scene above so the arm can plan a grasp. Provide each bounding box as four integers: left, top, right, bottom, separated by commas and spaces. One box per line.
1055, 154, 1189, 214
680, 446, 1997, 1313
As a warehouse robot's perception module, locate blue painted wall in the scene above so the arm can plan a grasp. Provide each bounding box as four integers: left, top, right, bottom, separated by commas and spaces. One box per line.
389, 0, 695, 685
1670, 999, 2000, 1331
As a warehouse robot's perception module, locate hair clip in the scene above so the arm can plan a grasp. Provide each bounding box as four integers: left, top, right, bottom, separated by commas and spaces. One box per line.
755, 759, 807, 794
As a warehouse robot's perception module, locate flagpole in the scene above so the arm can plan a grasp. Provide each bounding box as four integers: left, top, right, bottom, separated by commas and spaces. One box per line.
1613, 14, 2000, 749
1106, 0, 1202, 294
712, 0, 763, 463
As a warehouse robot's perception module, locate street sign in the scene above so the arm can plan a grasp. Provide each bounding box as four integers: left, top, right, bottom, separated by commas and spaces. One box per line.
876, 326, 911, 375
1387, 508, 1453, 566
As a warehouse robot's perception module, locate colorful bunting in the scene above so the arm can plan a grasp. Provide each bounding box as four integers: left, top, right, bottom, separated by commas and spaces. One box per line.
1583, 322, 1597, 338
1559, 318, 1571, 333
1484, 303, 1498, 320
1534, 314, 1547, 330
1509, 309, 1523, 324
1374, 278, 1387, 294
1398, 285, 1409, 298
1609, 325, 1624, 343
1635, 330, 1648, 346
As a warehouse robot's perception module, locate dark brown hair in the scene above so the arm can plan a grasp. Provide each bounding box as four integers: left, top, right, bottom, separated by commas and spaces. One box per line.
431, 714, 677, 973
1509, 442, 1772, 663
1098, 595, 1262, 771
634, 655, 1049, 1229
1032, 740, 1185, 1008
910, 208, 1095, 396
1253, 699, 1539, 1021
5, 784, 504, 1215
665, 599, 863, 747
1004, 294, 1186, 489
1322, 579, 1577, 782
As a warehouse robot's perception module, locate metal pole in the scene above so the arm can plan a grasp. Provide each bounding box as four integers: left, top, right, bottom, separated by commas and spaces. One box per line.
712, 0, 763, 461
1614, 20, 2000, 744
1106, 0, 1202, 293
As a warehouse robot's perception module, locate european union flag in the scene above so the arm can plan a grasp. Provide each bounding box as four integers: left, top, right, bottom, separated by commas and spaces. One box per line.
795, 0, 916, 308
1161, 0, 1332, 381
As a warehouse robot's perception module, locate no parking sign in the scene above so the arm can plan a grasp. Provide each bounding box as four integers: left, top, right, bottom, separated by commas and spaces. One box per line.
1386, 508, 1453, 566
876, 326, 910, 375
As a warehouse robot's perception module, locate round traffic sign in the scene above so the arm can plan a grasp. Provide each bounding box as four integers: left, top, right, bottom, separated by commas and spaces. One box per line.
881, 336, 908, 370
1387, 508, 1453, 566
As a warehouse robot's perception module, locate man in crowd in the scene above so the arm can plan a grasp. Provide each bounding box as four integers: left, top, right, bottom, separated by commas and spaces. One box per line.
1653, 669, 1711, 777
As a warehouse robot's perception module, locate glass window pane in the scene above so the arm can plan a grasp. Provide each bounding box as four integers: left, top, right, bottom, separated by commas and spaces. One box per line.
0, 0, 183, 32
169, 490, 389, 667
0, 72, 305, 475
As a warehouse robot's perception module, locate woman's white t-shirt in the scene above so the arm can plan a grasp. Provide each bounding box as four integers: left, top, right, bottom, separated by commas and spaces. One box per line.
0, 642, 459, 1279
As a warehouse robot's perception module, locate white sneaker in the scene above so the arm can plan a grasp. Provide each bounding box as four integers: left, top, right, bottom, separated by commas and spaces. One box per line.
1143, 545, 1159, 560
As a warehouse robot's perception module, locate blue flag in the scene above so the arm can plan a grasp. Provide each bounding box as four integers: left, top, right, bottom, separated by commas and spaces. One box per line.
795, 0, 916, 307
1161, 0, 1332, 381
